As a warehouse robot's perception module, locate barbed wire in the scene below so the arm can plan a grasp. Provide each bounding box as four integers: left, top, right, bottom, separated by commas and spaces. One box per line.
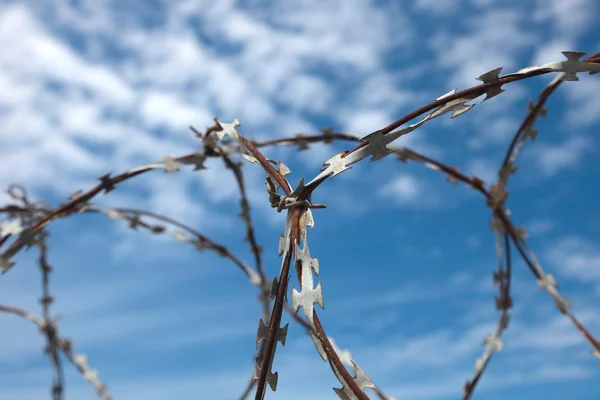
1, 50, 599, 400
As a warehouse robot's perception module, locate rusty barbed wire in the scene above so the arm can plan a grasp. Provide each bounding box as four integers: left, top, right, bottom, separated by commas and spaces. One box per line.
0, 50, 599, 400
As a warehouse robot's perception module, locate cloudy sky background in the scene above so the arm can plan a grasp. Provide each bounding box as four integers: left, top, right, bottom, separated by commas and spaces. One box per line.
0, 0, 599, 399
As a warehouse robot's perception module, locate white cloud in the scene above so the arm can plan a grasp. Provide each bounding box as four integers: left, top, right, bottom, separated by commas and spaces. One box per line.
546, 236, 600, 291
378, 174, 419, 203
507, 312, 596, 350
529, 136, 592, 176
532, 39, 576, 66
342, 109, 394, 135
563, 74, 600, 126
466, 235, 482, 249
532, 0, 596, 38
525, 219, 555, 235
466, 157, 497, 184
413, 0, 459, 15
382, 323, 492, 368
120, 33, 211, 88
140, 91, 212, 129
277, 74, 333, 113
345, 272, 479, 309
50, 0, 116, 35
0, 5, 135, 196
0, 5, 133, 104
430, 8, 538, 89
377, 173, 439, 208
467, 116, 521, 150
143, 174, 213, 225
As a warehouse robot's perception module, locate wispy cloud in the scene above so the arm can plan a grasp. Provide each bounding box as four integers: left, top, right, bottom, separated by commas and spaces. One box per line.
529, 136, 592, 177
430, 8, 538, 89
546, 236, 600, 293
525, 218, 555, 235
377, 173, 441, 208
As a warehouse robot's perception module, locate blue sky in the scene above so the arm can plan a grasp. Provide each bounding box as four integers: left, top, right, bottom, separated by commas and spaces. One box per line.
0, 0, 599, 399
